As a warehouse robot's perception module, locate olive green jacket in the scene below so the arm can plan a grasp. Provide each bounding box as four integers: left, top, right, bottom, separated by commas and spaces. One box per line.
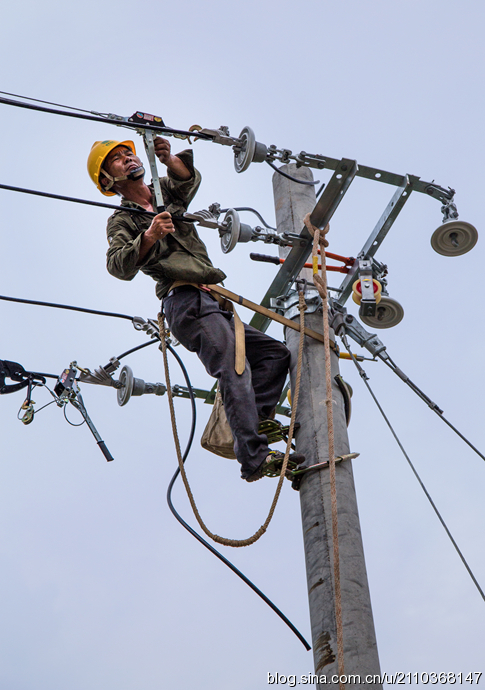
105, 150, 226, 299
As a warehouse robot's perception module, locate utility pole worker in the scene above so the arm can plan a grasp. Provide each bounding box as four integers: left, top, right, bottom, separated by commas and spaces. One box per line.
87, 138, 303, 481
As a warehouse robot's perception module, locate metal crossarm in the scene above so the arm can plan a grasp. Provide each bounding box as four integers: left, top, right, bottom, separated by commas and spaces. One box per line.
250, 159, 358, 332
336, 175, 415, 306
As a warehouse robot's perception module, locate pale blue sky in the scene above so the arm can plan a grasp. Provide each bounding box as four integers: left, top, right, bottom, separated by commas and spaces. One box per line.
1, 0, 484, 687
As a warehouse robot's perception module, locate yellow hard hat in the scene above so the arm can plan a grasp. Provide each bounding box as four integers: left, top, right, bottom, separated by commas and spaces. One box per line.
87, 140, 136, 196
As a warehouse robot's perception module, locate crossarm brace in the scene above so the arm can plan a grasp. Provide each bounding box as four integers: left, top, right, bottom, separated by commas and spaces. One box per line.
250, 159, 358, 332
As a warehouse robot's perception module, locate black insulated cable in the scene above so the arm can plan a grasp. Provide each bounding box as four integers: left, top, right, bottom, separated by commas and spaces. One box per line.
165, 341, 311, 650
0, 183, 189, 222
266, 160, 319, 186
219, 207, 276, 230
341, 333, 485, 604
0, 90, 96, 114
1, 290, 310, 648
116, 340, 158, 361
0, 294, 134, 321
0, 95, 214, 141
0, 182, 155, 216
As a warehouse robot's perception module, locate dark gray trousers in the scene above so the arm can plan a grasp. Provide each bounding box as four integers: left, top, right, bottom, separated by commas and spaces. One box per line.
163, 287, 290, 478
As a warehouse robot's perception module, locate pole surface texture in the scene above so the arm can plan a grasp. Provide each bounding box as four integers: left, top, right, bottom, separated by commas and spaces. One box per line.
274, 165, 382, 685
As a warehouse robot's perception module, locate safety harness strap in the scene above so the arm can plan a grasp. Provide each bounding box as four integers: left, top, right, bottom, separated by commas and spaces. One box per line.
166, 281, 336, 374
203, 283, 336, 350
167, 281, 246, 375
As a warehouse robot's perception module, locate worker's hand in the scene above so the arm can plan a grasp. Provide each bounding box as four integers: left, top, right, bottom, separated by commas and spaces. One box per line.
145, 211, 175, 241
154, 137, 171, 165
154, 136, 191, 180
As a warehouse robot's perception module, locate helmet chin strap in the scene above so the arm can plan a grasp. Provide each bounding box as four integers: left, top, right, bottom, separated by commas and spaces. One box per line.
101, 165, 145, 191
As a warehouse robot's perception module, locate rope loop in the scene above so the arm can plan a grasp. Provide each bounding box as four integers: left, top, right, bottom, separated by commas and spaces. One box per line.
158, 292, 306, 548
303, 214, 330, 300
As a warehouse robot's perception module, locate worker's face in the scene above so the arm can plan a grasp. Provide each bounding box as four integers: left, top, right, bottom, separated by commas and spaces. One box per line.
103, 146, 143, 178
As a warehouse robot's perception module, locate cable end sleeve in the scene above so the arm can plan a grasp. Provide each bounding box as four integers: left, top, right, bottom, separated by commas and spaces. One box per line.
97, 440, 114, 462
249, 253, 280, 265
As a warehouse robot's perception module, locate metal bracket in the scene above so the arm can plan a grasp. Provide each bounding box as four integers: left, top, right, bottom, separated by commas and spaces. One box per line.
329, 304, 388, 359
197, 126, 238, 147
336, 176, 414, 306
441, 198, 459, 221
357, 259, 376, 317
69, 390, 114, 462
270, 285, 321, 320
132, 316, 160, 340
142, 129, 165, 213
250, 159, 358, 332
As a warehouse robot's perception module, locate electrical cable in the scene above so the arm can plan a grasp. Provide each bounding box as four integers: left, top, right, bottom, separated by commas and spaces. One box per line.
378, 353, 485, 463
266, 160, 319, 186
219, 207, 276, 230
31, 372, 59, 380
315, 181, 326, 199
1, 290, 310, 648
0, 294, 134, 321
0, 182, 156, 216
164, 341, 311, 650
116, 339, 158, 361
341, 332, 485, 603
0, 90, 96, 114
0, 95, 214, 140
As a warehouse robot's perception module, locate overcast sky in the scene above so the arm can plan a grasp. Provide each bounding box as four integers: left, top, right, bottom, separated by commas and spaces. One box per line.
1, 0, 485, 687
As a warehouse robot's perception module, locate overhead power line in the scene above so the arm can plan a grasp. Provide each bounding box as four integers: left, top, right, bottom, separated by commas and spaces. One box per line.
0, 94, 214, 140
165, 342, 311, 650
0, 290, 310, 649
0, 294, 134, 321
0, 90, 96, 114
0, 182, 156, 216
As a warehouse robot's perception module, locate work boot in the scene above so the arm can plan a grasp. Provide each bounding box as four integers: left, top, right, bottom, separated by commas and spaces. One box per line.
245, 450, 305, 483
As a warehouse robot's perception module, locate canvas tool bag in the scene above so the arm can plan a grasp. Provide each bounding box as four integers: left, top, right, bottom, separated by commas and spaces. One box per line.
200, 386, 236, 459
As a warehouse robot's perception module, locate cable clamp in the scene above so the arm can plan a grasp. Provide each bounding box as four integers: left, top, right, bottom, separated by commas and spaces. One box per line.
132, 316, 159, 339
19, 400, 35, 425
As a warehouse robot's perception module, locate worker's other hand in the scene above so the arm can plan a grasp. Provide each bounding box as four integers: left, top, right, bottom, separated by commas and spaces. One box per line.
154, 137, 171, 165
146, 211, 175, 240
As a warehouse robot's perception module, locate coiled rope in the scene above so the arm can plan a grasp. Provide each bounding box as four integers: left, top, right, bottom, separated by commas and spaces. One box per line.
304, 213, 345, 687
157, 290, 306, 547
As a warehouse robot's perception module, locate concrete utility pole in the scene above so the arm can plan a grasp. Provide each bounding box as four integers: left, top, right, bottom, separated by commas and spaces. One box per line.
273, 165, 382, 684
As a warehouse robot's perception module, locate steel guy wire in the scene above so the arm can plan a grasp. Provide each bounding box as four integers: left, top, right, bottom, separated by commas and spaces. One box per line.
340, 331, 485, 604
378, 353, 485, 463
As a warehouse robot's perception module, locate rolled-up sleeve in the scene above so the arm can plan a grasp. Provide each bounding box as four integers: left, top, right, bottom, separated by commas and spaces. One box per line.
162, 149, 201, 212
106, 217, 156, 281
